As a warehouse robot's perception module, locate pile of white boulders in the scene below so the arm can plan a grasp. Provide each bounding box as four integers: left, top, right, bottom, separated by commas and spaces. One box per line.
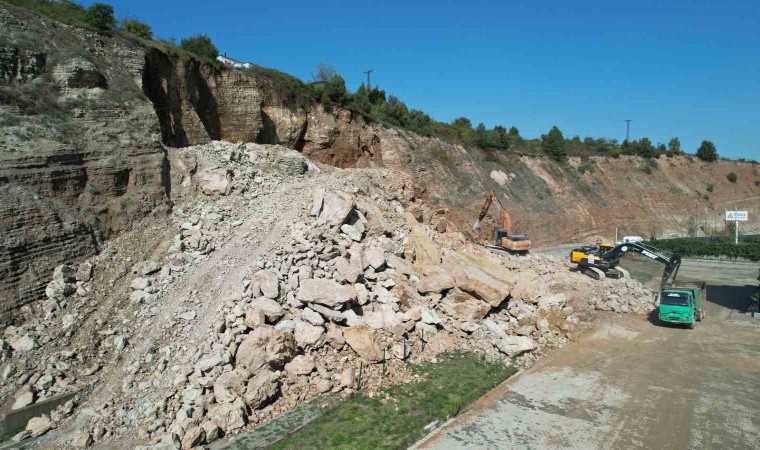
1, 183, 657, 450
143, 187, 654, 448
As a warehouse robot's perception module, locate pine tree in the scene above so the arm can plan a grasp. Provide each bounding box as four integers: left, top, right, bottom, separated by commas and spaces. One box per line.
541, 126, 566, 161
696, 140, 718, 161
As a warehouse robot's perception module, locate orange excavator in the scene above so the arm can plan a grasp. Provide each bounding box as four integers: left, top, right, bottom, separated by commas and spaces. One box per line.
473, 189, 531, 253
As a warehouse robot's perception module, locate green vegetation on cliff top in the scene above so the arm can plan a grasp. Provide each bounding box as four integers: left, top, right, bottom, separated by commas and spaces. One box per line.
5, 0, 757, 164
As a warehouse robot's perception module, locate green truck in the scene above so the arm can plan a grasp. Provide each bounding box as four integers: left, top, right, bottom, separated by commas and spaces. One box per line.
658, 280, 706, 328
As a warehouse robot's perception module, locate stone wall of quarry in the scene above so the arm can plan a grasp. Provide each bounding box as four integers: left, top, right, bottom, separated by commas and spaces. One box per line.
0, 4, 169, 316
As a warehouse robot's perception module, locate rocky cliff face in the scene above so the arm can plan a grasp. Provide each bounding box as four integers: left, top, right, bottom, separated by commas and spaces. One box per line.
0, 5, 168, 316
1, 3, 758, 317
348, 125, 760, 244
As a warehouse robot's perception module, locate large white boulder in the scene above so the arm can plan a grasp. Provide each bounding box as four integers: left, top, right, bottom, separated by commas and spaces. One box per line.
297, 279, 356, 308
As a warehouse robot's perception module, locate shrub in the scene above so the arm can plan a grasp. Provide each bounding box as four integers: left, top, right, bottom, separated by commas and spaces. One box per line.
645, 237, 760, 261
727, 172, 738, 183
696, 140, 718, 161
706, 183, 714, 192
311, 63, 338, 83
85, 3, 115, 32
121, 18, 152, 39
180, 34, 219, 63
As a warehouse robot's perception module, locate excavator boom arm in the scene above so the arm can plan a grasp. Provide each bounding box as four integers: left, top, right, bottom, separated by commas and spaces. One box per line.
473, 189, 512, 234
601, 242, 682, 288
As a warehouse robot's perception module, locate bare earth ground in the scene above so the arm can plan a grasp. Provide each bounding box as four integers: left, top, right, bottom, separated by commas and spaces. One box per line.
414, 259, 760, 450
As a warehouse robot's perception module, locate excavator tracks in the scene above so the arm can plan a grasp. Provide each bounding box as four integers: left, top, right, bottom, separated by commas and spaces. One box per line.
581, 267, 627, 280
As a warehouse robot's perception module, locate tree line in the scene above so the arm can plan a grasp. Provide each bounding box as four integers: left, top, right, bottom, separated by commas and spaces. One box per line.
307, 64, 724, 162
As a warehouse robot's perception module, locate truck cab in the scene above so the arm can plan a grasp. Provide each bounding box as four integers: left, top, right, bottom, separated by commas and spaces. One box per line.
658, 281, 706, 328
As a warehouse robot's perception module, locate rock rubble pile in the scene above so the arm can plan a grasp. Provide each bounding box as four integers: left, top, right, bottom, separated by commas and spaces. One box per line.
0, 141, 657, 450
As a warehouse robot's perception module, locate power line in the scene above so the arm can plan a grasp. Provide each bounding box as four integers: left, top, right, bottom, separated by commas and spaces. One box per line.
363, 69, 374, 89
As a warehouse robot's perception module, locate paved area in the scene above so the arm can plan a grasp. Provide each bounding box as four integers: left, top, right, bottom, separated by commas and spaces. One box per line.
416, 261, 760, 450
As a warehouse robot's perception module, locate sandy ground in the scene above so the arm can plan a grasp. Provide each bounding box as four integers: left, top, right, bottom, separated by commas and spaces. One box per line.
414, 260, 760, 450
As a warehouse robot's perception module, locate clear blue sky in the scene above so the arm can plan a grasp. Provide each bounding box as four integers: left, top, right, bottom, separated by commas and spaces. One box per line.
92, 0, 759, 159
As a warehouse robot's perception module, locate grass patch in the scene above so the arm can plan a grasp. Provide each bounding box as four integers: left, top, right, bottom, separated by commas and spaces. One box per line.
272, 352, 516, 450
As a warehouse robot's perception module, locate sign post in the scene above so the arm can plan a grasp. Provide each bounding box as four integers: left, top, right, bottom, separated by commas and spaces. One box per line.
725, 211, 749, 245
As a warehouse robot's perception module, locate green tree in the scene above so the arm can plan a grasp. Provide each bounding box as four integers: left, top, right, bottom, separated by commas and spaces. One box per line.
491, 125, 509, 149
323, 75, 349, 106
667, 137, 681, 154
380, 96, 410, 127
507, 126, 523, 147
474, 123, 488, 147
180, 34, 219, 63
368, 87, 386, 105
696, 140, 718, 161
405, 109, 434, 136
351, 83, 371, 114
541, 125, 566, 161
121, 18, 152, 39
450, 117, 474, 143
621, 139, 631, 154
85, 3, 115, 32
635, 137, 655, 158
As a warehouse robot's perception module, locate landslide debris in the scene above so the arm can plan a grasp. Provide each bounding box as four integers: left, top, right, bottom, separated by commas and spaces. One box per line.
0, 142, 656, 449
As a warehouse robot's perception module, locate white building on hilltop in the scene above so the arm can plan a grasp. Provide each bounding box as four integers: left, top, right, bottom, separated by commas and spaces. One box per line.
216, 52, 252, 69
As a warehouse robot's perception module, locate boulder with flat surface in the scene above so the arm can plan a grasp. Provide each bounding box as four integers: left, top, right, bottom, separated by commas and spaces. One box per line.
310, 189, 355, 226
495, 335, 535, 357
244, 370, 280, 409
200, 168, 233, 196
235, 327, 295, 371
297, 279, 356, 308
440, 288, 491, 321
407, 226, 441, 269
253, 270, 280, 299
343, 326, 382, 362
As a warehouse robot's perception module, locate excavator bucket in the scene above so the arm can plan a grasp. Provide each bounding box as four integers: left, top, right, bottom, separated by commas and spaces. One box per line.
472, 219, 481, 231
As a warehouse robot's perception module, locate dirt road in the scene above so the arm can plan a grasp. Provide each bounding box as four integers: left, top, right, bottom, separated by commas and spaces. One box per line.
415, 262, 760, 450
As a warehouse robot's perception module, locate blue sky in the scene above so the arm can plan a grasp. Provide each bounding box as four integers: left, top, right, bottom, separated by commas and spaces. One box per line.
93, 0, 759, 159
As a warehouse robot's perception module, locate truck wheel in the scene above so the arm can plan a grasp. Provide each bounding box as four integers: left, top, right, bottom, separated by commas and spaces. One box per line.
696, 310, 703, 321
689, 318, 696, 329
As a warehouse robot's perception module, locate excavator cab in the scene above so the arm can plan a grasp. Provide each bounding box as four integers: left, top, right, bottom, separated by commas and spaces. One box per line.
598, 243, 615, 255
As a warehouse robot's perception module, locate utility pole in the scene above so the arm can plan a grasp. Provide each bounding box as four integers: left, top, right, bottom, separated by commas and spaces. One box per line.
363, 69, 374, 89
625, 120, 632, 142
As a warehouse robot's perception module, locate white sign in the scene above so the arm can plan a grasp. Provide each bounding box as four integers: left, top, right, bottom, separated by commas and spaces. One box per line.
725, 211, 749, 221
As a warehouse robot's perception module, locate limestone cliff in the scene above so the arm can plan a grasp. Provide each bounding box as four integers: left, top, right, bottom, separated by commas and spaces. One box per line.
0, 4, 168, 315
